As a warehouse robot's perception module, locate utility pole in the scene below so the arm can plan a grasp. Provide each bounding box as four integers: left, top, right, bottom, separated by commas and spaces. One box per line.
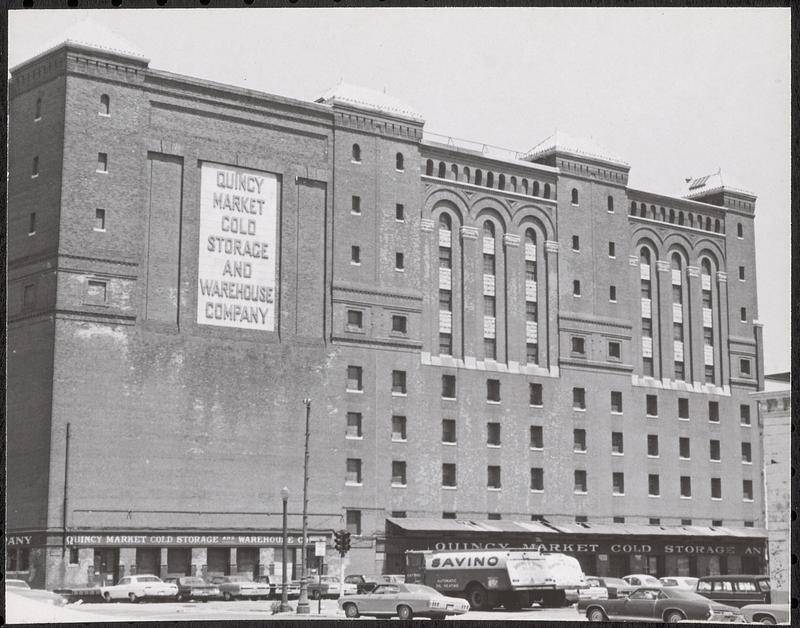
62, 423, 71, 557
296, 398, 311, 614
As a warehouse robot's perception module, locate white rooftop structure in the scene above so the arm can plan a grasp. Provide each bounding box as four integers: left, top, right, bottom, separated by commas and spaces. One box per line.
682, 169, 756, 200
315, 81, 424, 123
523, 129, 628, 166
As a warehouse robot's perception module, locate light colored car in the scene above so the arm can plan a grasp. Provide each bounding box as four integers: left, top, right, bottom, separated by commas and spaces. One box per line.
4, 579, 67, 606
307, 575, 358, 599
338, 582, 470, 620
174, 576, 221, 601
623, 574, 663, 588
583, 587, 745, 623
209, 574, 271, 600
578, 576, 610, 602
100, 574, 178, 602
660, 576, 699, 590
740, 603, 791, 625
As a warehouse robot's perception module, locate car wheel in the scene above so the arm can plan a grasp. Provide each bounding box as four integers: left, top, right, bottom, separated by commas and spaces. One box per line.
128, 592, 138, 603
397, 604, 413, 620
466, 583, 489, 611
343, 602, 359, 618
755, 616, 776, 625
103, 592, 112, 603
223, 592, 233, 601
587, 607, 607, 622
664, 610, 685, 623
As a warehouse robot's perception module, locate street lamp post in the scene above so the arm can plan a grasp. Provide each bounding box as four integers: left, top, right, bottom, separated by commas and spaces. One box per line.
279, 486, 291, 612
296, 398, 311, 614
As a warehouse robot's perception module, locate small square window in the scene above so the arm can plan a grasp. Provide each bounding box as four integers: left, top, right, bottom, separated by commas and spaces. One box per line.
609, 285, 617, 302
710, 439, 721, 461
395, 252, 405, 270
86, 279, 107, 304
740, 404, 751, 425
572, 235, 580, 251
738, 266, 745, 280
346, 365, 363, 391
680, 476, 692, 498
346, 309, 363, 331
740, 359, 751, 377
442, 511, 456, 519
679, 437, 691, 459
530, 425, 543, 449
742, 479, 753, 501
487, 513, 501, 521
530, 467, 544, 491
737, 223, 743, 238
391, 460, 407, 486
608, 242, 616, 258
743, 520, 754, 527
529, 383, 543, 406
28, 212, 36, 235
612, 472, 625, 495
741, 442, 752, 463
395, 203, 404, 221
346, 459, 362, 484
711, 519, 723, 527
648, 474, 660, 496
611, 432, 624, 454
391, 415, 407, 441
351, 195, 361, 214
610, 391, 623, 413
574, 470, 587, 493
487, 465, 502, 489
346, 412, 362, 438
740, 307, 747, 323
678, 398, 690, 420
97, 152, 108, 173
573, 280, 581, 296
391, 370, 407, 394
647, 434, 659, 457
94, 208, 106, 231
442, 374, 456, 399
613, 516, 625, 523
351, 246, 361, 264
391, 315, 407, 334
573, 387, 586, 410
487, 422, 501, 447
646, 394, 658, 417
571, 336, 585, 356
442, 419, 456, 444
649, 517, 661, 525
709, 401, 719, 423
391, 511, 407, 518
608, 341, 621, 360
711, 477, 722, 499
573, 428, 586, 452
486, 379, 501, 402
681, 519, 692, 526
346, 510, 361, 535
575, 515, 588, 523
442, 463, 457, 487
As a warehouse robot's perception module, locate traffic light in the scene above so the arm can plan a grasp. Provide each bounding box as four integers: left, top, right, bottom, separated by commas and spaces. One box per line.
334, 529, 351, 556
334, 530, 344, 554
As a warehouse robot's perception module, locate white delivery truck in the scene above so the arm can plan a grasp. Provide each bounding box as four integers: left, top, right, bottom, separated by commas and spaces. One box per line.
405, 548, 586, 611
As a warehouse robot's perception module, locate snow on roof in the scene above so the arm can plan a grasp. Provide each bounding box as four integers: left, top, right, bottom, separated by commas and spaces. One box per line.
10, 17, 149, 72
315, 81, 424, 122
523, 129, 628, 166
682, 169, 755, 199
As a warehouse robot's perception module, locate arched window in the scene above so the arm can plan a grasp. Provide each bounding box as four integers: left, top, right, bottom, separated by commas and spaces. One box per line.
396, 152, 404, 171
475, 170, 483, 186
100, 94, 110, 116
705, 216, 712, 231
486, 172, 494, 188
543, 183, 550, 199
640, 247, 651, 265
688, 214, 694, 227
630, 201, 636, 215
714, 219, 721, 233
352, 144, 361, 162
678, 212, 684, 225
35, 97, 42, 120
483, 221, 495, 239
437, 211, 454, 356
438, 162, 446, 178
660, 207, 666, 221
671, 252, 686, 380
498, 174, 505, 190
672, 253, 682, 271
439, 213, 452, 230
426, 159, 434, 176
651, 205, 657, 220
532, 181, 540, 197
737, 223, 743, 238
607, 196, 614, 212
463, 166, 471, 183
640, 246, 654, 377
525, 229, 537, 246
522, 179, 528, 195
669, 209, 675, 223
701, 258, 712, 276
640, 203, 647, 218
451, 164, 459, 180
524, 227, 539, 365
510, 176, 517, 192
571, 188, 579, 205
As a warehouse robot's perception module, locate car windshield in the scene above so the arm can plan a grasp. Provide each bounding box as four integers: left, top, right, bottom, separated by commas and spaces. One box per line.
661, 578, 678, 586
321, 577, 338, 583
586, 578, 602, 587
402, 584, 439, 596
139, 576, 161, 583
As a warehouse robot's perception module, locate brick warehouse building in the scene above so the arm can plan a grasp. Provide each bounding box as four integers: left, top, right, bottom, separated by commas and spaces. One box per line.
7, 34, 768, 590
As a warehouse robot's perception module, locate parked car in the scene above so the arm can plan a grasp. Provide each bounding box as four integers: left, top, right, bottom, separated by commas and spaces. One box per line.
4, 579, 68, 606
338, 582, 470, 620
344, 574, 372, 594
577, 576, 610, 608
100, 574, 179, 602
209, 574, 271, 601
583, 586, 744, 623
271, 580, 300, 599
597, 576, 637, 599
695, 575, 773, 608
660, 576, 699, 590
307, 575, 357, 599
255, 575, 278, 598
623, 574, 663, 588
174, 576, 221, 602
740, 603, 791, 624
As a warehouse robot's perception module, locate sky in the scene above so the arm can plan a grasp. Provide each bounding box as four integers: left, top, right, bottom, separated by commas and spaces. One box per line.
8, 8, 792, 373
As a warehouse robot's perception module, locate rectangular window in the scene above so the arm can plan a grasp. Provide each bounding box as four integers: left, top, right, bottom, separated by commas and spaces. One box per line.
439, 290, 452, 311
573, 279, 581, 296
86, 280, 107, 304
395, 203, 404, 221
28, 212, 36, 235
487, 422, 501, 446
711, 477, 722, 499
740, 307, 747, 322
487, 513, 501, 521
346, 458, 362, 484
391, 461, 407, 486
574, 470, 587, 493
712, 519, 723, 527
525, 260, 536, 281
94, 208, 106, 231
487, 465, 502, 489
681, 519, 692, 526
346, 412, 362, 438
526, 343, 538, 364
649, 518, 661, 525
576, 516, 588, 523
442, 419, 456, 444
610, 391, 623, 413
573, 428, 587, 452
530, 467, 544, 491
351, 245, 361, 264
346, 309, 363, 331
678, 398, 689, 420
573, 387, 586, 410
742, 442, 752, 463
737, 223, 744, 238
483, 254, 496, 275
438, 247, 451, 269
395, 252, 405, 270
483, 295, 496, 317
744, 520, 754, 527
643, 357, 654, 376
483, 337, 497, 360
674, 361, 685, 381
648, 474, 660, 496
571, 336, 585, 356
613, 516, 625, 523
646, 394, 658, 416
738, 266, 745, 280
742, 479, 753, 501
647, 434, 659, 457
710, 439, 721, 461
608, 241, 616, 258
679, 437, 691, 459
612, 472, 625, 495
391, 415, 407, 441
680, 476, 692, 498
709, 401, 719, 422
346, 366, 363, 391
572, 235, 580, 251
391, 511, 407, 518
705, 364, 715, 382
611, 432, 624, 454
526, 300, 538, 321
351, 195, 361, 214
97, 152, 108, 172
442, 511, 456, 519
642, 317, 653, 336
346, 510, 361, 535
608, 341, 621, 360
439, 333, 452, 355
486, 379, 501, 402
673, 322, 684, 342
740, 405, 751, 425
529, 383, 543, 406
391, 315, 407, 334
442, 374, 456, 399
609, 285, 617, 302
391, 370, 407, 394
442, 463, 456, 487
530, 425, 543, 449
740, 359, 751, 377
69, 547, 79, 564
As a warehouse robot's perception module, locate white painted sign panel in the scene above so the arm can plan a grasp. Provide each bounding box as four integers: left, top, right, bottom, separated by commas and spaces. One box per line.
438, 229, 452, 248
197, 162, 279, 330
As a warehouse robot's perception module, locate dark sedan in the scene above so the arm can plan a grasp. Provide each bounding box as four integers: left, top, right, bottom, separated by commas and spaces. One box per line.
583, 587, 745, 623
174, 577, 221, 602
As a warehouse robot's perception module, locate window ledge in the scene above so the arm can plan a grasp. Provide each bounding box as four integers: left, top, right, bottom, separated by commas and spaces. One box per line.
710, 459, 721, 463
610, 411, 623, 416
345, 435, 363, 441
611, 452, 624, 457
28, 232, 36, 237
346, 389, 364, 394
486, 400, 501, 405
345, 482, 363, 487
487, 444, 501, 449
573, 407, 586, 412
350, 211, 362, 216
679, 457, 691, 461
743, 498, 754, 503
647, 455, 660, 459
740, 423, 751, 427
530, 489, 544, 494
442, 441, 457, 446
93, 228, 107, 233
573, 449, 587, 454
391, 438, 407, 443
441, 396, 456, 401
98, 113, 111, 118
351, 160, 361, 165
574, 491, 588, 496
31, 174, 39, 179
350, 262, 361, 266
96, 170, 108, 174
391, 483, 407, 489
648, 494, 661, 498
646, 414, 658, 419
394, 268, 405, 273
442, 485, 457, 490
680, 495, 693, 500
612, 492, 625, 497
530, 404, 544, 409
391, 392, 408, 397
530, 447, 544, 452
679, 417, 690, 421
711, 497, 723, 501
488, 487, 502, 492
742, 461, 753, 465
709, 420, 720, 424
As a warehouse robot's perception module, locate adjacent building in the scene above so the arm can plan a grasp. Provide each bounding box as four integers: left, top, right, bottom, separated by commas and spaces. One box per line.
7, 31, 769, 589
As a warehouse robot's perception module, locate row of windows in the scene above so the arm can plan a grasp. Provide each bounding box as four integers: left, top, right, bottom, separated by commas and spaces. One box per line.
351, 144, 405, 171
425, 159, 554, 199
346, 310, 408, 334
350, 196, 406, 221
33, 93, 111, 121
630, 201, 725, 234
